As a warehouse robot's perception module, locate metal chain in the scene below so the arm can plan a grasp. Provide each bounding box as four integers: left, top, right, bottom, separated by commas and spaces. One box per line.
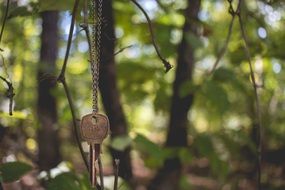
90, 0, 103, 113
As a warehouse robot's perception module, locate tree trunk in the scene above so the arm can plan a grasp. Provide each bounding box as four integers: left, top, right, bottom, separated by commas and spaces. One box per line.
149, 1, 201, 189
99, 0, 133, 183
37, 11, 61, 171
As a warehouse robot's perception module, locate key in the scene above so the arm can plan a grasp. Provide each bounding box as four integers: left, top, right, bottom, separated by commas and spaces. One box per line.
80, 113, 109, 144
80, 113, 109, 187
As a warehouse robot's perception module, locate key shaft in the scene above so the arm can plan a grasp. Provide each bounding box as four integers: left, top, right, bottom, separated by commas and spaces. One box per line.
90, 144, 96, 187
90, 144, 101, 187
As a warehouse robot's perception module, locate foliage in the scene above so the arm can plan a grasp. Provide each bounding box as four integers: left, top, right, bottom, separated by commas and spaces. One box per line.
47, 172, 89, 190
1, 0, 285, 189
0, 162, 32, 183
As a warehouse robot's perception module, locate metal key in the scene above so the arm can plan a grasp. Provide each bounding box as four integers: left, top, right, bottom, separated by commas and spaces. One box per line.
80, 113, 109, 187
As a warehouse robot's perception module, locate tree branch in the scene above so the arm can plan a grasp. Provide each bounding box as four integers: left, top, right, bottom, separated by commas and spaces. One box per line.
0, 0, 10, 44
0, 0, 14, 116
114, 45, 134, 56
0, 75, 14, 115
237, 0, 262, 189
209, 0, 238, 74
114, 159, 120, 190
98, 156, 104, 189
57, 0, 80, 80
209, 20, 235, 73
130, 0, 172, 73
56, 0, 89, 171
61, 78, 89, 169
154, 0, 169, 13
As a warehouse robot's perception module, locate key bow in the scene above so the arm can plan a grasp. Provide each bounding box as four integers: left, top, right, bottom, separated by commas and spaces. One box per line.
80, 113, 109, 144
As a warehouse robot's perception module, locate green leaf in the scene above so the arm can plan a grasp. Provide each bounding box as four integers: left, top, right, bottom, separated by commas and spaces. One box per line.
47, 172, 83, 190
202, 80, 230, 114
192, 134, 214, 156
212, 67, 246, 91
179, 80, 198, 98
9, 6, 32, 18
0, 162, 32, 183
192, 134, 229, 180
134, 134, 167, 168
0, 173, 3, 183
179, 175, 192, 190
178, 148, 193, 164
77, 173, 95, 190
110, 135, 132, 151
185, 32, 203, 49
153, 81, 171, 112
38, 0, 74, 11
209, 154, 229, 180
8, 3, 39, 18
155, 24, 175, 57
0, 111, 30, 120
212, 67, 235, 82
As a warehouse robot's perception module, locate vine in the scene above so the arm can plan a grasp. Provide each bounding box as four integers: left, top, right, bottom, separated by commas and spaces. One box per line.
130, 0, 173, 73
237, 0, 263, 188
209, 0, 263, 188
0, 0, 14, 116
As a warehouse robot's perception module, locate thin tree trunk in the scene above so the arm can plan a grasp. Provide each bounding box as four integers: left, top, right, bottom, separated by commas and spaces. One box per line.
99, 0, 133, 183
149, 1, 201, 189
37, 11, 61, 171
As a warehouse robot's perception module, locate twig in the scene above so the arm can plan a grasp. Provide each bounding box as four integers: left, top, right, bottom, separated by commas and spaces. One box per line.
83, 0, 88, 26
57, 0, 89, 171
209, 0, 238, 74
154, 0, 169, 13
98, 156, 104, 189
237, 0, 262, 189
0, 0, 14, 116
80, 0, 92, 63
114, 45, 134, 56
0, 57, 14, 116
114, 159, 120, 190
102, 45, 135, 63
0, 75, 9, 84
0, 55, 8, 77
130, 0, 172, 73
61, 79, 89, 169
209, 18, 235, 73
0, 0, 10, 43
57, 0, 80, 79
0, 75, 14, 115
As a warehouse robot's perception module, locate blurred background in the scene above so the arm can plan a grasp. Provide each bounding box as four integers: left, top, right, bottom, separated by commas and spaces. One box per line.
0, 0, 285, 189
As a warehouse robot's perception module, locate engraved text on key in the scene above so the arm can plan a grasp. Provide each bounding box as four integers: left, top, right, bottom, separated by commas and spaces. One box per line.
80, 113, 109, 144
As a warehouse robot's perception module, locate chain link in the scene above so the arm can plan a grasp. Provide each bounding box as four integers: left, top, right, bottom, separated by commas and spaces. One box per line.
90, 0, 103, 113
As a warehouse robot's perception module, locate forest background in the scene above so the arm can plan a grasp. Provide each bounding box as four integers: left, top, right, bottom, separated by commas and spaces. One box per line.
0, 0, 285, 190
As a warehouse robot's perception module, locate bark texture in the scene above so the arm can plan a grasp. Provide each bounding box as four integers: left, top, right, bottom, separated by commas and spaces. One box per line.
99, 0, 133, 182
149, 0, 201, 189
37, 11, 61, 171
